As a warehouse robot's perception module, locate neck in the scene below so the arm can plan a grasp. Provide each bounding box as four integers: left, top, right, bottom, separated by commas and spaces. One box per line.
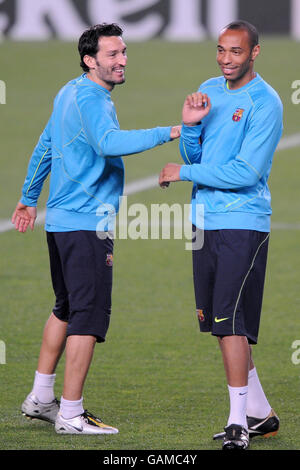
86, 72, 114, 91
227, 70, 256, 90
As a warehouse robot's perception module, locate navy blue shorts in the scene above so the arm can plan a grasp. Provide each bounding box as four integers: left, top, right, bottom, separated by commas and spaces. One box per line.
192, 228, 270, 344
46, 231, 114, 343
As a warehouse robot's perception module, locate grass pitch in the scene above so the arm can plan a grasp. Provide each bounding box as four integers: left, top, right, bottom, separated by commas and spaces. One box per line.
0, 38, 300, 451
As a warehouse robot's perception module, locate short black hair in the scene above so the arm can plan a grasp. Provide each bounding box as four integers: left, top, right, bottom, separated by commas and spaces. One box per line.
78, 23, 123, 72
223, 20, 259, 50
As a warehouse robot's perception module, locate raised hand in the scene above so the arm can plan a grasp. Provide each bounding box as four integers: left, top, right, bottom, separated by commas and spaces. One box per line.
182, 92, 211, 126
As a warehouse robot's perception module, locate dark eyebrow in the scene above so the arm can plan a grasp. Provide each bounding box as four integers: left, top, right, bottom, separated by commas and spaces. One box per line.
217, 45, 244, 51
107, 47, 127, 54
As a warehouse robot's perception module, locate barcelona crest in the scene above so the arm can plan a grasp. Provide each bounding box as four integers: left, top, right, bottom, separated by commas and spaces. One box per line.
232, 108, 245, 122
106, 253, 113, 266
197, 309, 205, 322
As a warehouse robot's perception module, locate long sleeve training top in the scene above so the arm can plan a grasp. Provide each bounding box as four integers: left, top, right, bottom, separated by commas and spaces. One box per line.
179, 73, 283, 231
21, 73, 172, 231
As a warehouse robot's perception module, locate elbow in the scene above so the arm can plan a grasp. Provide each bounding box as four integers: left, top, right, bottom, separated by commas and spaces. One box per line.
98, 138, 111, 157
229, 161, 261, 188
233, 173, 259, 189
98, 143, 118, 158
242, 172, 260, 188
236, 158, 262, 188
98, 130, 119, 157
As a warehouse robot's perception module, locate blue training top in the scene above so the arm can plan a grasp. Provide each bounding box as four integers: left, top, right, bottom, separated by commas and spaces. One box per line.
21, 73, 172, 232
179, 73, 283, 232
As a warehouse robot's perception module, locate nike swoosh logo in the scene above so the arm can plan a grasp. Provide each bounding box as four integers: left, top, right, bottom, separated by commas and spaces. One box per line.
214, 317, 229, 323
71, 425, 83, 432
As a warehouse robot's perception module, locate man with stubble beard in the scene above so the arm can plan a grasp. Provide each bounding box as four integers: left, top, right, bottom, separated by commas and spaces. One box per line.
159, 21, 283, 450
12, 23, 181, 435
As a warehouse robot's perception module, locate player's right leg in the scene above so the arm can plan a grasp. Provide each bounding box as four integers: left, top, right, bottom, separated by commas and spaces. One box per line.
217, 335, 250, 450
213, 345, 279, 441
192, 228, 215, 332
211, 230, 279, 445
21, 232, 69, 424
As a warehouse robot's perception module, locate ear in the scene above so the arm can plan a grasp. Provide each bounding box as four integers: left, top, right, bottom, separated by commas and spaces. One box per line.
251, 44, 260, 61
83, 54, 96, 70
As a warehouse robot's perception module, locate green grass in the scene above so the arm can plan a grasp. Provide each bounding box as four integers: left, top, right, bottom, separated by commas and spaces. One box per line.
0, 38, 300, 451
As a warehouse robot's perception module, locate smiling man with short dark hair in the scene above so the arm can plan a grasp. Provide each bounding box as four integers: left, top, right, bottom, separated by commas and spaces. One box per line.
12, 23, 181, 436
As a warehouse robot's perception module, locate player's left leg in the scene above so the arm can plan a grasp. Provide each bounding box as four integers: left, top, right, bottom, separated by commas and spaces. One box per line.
247, 346, 271, 419
246, 346, 279, 438
242, 235, 280, 438
63, 334, 96, 401
213, 344, 279, 442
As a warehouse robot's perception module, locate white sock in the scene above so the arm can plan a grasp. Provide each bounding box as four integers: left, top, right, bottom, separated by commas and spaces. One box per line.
60, 396, 84, 420
227, 385, 248, 429
32, 370, 56, 404
247, 367, 272, 419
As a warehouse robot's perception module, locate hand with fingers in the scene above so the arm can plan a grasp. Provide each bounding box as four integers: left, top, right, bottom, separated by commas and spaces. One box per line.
11, 202, 37, 233
159, 163, 182, 188
170, 125, 182, 139
182, 92, 211, 126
